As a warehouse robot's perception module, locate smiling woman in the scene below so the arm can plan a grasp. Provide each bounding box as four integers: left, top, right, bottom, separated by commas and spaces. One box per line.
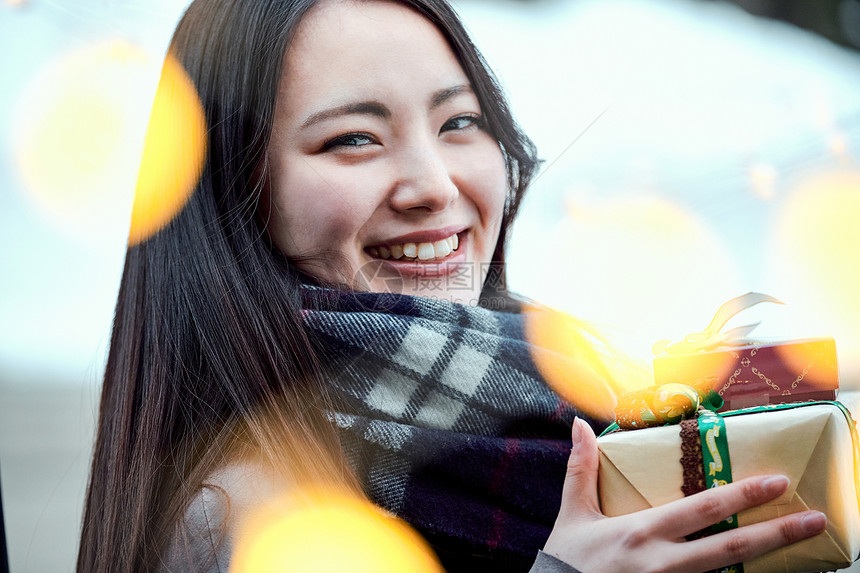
77, 1, 829, 572
263, 1, 507, 304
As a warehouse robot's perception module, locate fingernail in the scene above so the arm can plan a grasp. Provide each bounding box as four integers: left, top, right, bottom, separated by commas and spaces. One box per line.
571, 417, 582, 452
761, 475, 789, 496
801, 512, 827, 534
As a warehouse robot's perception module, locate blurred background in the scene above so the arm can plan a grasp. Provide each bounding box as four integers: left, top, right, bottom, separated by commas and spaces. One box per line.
1, 0, 859, 570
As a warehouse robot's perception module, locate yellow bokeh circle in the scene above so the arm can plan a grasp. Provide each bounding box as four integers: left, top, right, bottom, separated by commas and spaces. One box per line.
17, 91, 124, 207
523, 304, 649, 421
775, 171, 860, 318
13, 41, 153, 242
230, 489, 442, 573
128, 53, 207, 245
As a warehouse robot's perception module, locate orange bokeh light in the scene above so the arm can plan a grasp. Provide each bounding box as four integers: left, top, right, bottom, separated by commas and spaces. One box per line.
128, 52, 207, 245
767, 169, 860, 385
774, 171, 860, 321
523, 304, 651, 421
230, 487, 442, 573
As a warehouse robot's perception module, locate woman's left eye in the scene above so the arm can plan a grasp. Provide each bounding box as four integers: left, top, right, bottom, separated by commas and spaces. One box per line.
440, 114, 483, 133
322, 132, 378, 151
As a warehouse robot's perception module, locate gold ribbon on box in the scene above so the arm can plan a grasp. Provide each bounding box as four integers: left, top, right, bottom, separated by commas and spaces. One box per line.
611, 293, 785, 431
611, 381, 721, 430
652, 292, 784, 356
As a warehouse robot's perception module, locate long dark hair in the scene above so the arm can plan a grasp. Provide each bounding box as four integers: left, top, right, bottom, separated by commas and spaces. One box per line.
77, 1, 539, 571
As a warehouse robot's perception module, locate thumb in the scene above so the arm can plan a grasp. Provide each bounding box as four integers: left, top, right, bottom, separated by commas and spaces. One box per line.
558, 417, 602, 520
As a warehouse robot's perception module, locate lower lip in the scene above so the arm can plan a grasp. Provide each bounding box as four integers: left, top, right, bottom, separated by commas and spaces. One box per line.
369, 234, 468, 279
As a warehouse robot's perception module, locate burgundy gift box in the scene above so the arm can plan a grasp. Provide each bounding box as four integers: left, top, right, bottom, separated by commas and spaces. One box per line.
653, 337, 838, 411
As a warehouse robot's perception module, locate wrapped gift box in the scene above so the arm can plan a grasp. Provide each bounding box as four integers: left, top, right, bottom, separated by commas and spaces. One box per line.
653, 338, 838, 411
598, 403, 860, 573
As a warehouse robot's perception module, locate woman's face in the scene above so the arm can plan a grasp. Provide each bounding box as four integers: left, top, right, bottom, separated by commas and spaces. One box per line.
265, 0, 507, 304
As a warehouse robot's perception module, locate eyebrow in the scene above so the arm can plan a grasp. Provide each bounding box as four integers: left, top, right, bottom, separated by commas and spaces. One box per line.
300, 84, 475, 129
430, 84, 473, 109
301, 101, 389, 129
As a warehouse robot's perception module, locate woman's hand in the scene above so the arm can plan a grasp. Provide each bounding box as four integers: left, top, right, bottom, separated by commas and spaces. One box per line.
543, 418, 827, 573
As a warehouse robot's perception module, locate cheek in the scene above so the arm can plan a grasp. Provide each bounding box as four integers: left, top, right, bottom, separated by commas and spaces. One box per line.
465, 143, 508, 226
267, 160, 364, 257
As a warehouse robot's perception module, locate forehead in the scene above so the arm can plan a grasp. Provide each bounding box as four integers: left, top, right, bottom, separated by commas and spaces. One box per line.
281, 0, 468, 104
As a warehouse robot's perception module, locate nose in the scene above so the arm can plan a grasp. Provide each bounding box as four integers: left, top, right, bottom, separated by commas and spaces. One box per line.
388, 140, 459, 213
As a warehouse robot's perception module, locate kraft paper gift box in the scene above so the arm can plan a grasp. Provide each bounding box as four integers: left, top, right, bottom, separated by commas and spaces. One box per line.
653, 338, 839, 412
597, 403, 860, 573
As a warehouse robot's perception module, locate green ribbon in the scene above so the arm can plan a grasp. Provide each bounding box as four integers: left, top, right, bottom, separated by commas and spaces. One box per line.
697, 411, 744, 573
698, 411, 734, 491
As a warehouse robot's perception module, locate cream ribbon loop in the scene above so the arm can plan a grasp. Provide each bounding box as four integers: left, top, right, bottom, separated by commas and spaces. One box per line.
652, 292, 784, 355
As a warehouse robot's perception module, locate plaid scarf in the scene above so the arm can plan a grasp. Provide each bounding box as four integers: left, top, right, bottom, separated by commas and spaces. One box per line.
301, 288, 609, 571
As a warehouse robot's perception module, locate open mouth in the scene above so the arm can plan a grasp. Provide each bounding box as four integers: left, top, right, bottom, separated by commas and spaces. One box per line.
366, 231, 462, 262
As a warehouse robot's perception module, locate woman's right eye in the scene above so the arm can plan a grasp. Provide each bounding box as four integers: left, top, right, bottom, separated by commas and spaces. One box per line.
322, 132, 377, 151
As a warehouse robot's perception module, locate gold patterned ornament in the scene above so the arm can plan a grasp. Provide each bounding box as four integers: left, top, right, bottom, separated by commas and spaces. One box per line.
613, 381, 718, 430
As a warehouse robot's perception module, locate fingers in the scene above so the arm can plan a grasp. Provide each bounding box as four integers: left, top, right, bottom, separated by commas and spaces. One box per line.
673, 510, 827, 572
646, 474, 792, 538
557, 417, 602, 520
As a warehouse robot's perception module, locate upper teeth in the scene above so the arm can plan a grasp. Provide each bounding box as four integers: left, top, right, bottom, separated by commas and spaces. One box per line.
368, 233, 459, 261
